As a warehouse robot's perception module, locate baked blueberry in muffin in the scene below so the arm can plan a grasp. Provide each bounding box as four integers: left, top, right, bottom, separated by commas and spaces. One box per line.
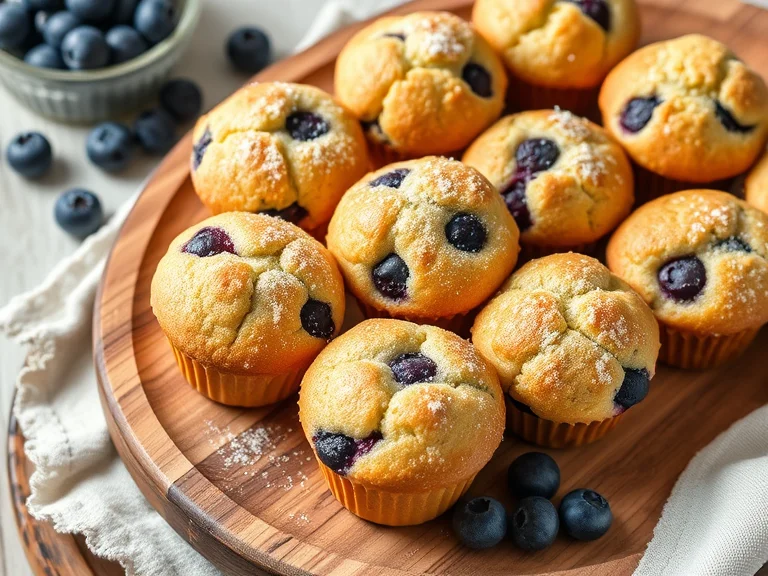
151, 212, 346, 406
607, 190, 768, 369
463, 109, 633, 258
190, 82, 369, 236
326, 156, 520, 329
334, 11, 507, 158
299, 319, 505, 525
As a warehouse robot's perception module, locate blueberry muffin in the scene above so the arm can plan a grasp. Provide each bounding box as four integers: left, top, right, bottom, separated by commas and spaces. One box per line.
334, 11, 507, 160
745, 150, 768, 214
473, 0, 640, 116
299, 319, 505, 525
600, 35, 768, 201
607, 190, 768, 369
472, 253, 659, 448
326, 156, 520, 330
190, 82, 369, 238
151, 213, 345, 406
463, 109, 634, 259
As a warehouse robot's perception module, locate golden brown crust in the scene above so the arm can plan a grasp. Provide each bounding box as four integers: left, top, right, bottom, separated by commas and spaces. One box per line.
472, 253, 659, 424
600, 35, 768, 182
472, 0, 640, 88
745, 150, 768, 214
190, 82, 369, 231
298, 319, 505, 492
150, 213, 345, 375
606, 190, 768, 335
463, 109, 634, 247
334, 11, 507, 156
326, 156, 520, 320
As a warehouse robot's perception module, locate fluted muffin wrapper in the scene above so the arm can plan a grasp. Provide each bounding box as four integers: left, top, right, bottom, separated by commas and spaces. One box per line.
507, 76, 601, 121
169, 340, 302, 407
658, 323, 760, 370
316, 459, 475, 526
518, 241, 599, 263
357, 299, 469, 334
633, 165, 733, 205
505, 396, 622, 448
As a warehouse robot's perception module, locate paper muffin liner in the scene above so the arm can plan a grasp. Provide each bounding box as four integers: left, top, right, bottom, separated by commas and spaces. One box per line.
518, 241, 599, 264
357, 299, 469, 334
316, 460, 476, 526
507, 76, 601, 121
633, 165, 733, 205
169, 340, 302, 407
658, 323, 760, 370
505, 396, 623, 448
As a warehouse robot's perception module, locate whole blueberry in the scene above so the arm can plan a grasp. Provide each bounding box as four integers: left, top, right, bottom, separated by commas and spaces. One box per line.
714, 101, 754, 134
159, 78, 203, 122
657, 256, 706, 302
286, 111, 329, 141
567, 0, 611, 31
516, 138, 560, 174
105, 25, 147, 64
112, 0, 138, 24
614, 368, 650, 411
559, 489, 612, 541
42, 10, 80, 49
65, 0, 116, 22
508, 452, 560, 499
226, 26, 271, 73
34, 10, 54, 35
452, 497, 507, 550
509, 496, 560, 551
54, 189, 104, 239
620, 96, 661, 133
715, 236, 752, 253
24, 0, 64, 10
24, 44, 65, 68
6, 132, 53, 179
61, 26, 110, 70
182, 226, 236, 257
372, 253, 409, 300
134, 0, 177, 44
86, 122, 134, 172
370, 168, 410, 189
0, 4, 31, 50
260, 202, 308, 225
300, 299, 335, 340
462, 62, 492, 98
389, 353, 437, 386
313, 431, 357, 474
133, 108, 176, 155
445, 213, 486, 253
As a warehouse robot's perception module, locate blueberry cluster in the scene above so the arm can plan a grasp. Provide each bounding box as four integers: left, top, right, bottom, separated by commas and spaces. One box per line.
452, 452, 612, 550
0, 0, 178, 71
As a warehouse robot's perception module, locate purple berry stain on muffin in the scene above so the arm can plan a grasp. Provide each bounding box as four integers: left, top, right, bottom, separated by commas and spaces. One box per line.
372, 253, 409, 300
462, 63, 493, 98
613, 368, 650, 414
192, 127, 212, 171
313, 430, 383, 475
182, 227, 236, 257
389, 353, 437, 385
566, 0, 611, 31
286, 111, 330, 141
714, 101, 755, 134
620, 96, 661, 133
715, 236, 752, 253
370, 168, 410, 189
260, 202, 308, 225
445, 213, 487, 252
657, 256, 707, 302
300, 299, 335, 340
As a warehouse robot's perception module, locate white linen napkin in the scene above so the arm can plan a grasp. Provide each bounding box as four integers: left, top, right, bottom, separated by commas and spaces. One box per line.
2, 2, 767, 575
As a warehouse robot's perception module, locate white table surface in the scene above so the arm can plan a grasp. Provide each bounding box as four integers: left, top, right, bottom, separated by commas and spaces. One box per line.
0, 2, 349, 574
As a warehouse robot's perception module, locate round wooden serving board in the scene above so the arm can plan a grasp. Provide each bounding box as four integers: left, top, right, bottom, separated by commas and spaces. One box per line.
95, 1, 768, 574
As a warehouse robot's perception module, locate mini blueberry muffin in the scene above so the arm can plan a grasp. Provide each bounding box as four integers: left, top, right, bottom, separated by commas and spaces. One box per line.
600, 35, 768, 201
463, 109, 634, 259
472, 253, 659, 448
334, 11, 507, 160
190, 82, 369, 238
745, 150, 768, 214
151, 213, 345, 406
472, 0, 640, 116
299, 319, 505, 525
607, 190, 768, 369
326, 156, 520, 330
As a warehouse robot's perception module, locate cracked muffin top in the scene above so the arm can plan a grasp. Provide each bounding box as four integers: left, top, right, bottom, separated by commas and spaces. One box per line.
334, 11, 507, 156
190, 82, 369, 233
472, 253, 659, 424
600, 35, 768, 182
472, 0, 640, 88
607, 190, 768, 335
745, 151, 768, 215
298, 319, 505, 491
150, 212, 345, 375
463, 109, 633, 248
326, 156, 520, 321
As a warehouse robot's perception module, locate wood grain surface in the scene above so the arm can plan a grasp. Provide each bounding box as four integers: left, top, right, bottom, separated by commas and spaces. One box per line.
94, 1, 768, 575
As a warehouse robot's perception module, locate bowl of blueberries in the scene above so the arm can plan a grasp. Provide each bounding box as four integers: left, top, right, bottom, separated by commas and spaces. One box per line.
0, 0, 201, 122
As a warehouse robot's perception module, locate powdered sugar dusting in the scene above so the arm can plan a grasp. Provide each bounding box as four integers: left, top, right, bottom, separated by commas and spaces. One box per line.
595, 351, 614, 385
417, 17, 466, 58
